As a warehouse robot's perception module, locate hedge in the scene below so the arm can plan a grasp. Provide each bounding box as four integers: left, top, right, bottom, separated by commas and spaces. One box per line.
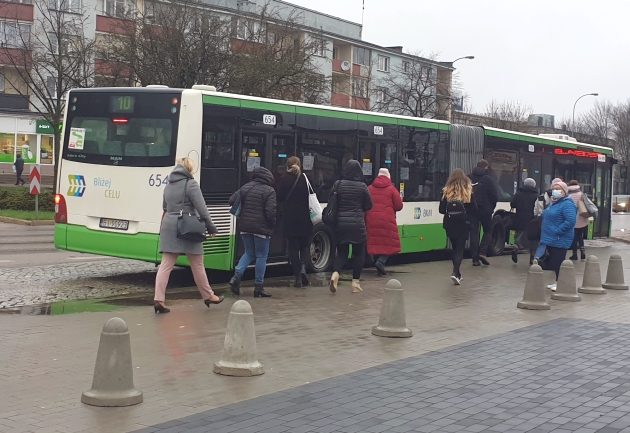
0, 187, 55, 211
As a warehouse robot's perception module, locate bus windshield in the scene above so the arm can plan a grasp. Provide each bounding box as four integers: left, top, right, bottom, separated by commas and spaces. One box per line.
62, 91, 181, 167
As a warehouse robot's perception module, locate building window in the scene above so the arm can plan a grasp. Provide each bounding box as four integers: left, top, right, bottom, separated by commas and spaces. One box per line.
236, 18, 262, 41
0, 74, 5, 93
308, 36, 325, 57
0, 22, 31, 48
402, 60, 410, 72
377, 55, 390, 72
352, 77, 368, 98
375, 86, 386, 103
46, 76, 57, 98
49, 0, 81, 12
352, 46, 370, 66
97, 0, 134, 17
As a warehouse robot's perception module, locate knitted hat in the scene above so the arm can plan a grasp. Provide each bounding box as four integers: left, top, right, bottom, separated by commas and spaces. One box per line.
551, 177, 563, 186
553, 181, 569, 195
378, 168, 391, 178
524, 178, 536, 189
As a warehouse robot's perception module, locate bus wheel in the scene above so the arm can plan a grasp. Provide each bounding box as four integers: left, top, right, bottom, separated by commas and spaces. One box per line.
307, 224, 334, 273
487, 215, 507, 257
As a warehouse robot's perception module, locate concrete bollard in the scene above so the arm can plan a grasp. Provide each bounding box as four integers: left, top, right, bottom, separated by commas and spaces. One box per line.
578, 255, 607, 295
551, 260, 581, 302
517, 263, 550, 310
214, 300, 264, 376
81, 317, 143, 407
602, 254, 629, 290
371, 279, 412, 338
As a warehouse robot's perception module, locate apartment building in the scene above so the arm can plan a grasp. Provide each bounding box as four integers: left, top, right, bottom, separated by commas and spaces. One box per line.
0, 0, 454, 173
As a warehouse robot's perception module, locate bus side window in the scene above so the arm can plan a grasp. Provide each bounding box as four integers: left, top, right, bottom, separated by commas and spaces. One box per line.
101, 141, 122, 156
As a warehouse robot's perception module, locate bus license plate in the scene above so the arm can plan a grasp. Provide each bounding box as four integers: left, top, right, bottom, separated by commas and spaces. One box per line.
99, 218, 129, 231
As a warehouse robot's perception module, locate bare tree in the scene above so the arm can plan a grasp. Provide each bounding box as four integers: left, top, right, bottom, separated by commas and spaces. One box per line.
482, 99, 531, 128
577, 100, 615, 146
0, 0, 95, 189
369, 52, 447, 119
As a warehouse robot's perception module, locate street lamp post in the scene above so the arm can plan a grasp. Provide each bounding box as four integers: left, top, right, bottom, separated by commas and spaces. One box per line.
451, 55, 475, 65
572, 92, 598, 134
444, 56, 474, 120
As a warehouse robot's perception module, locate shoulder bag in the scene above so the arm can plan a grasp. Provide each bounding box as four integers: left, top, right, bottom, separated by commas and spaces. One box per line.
322, 180, 340, 226
304, 174, 322, 224
576, 196, 590, 218
584, 194, 599, 217
176, 179, 207, 243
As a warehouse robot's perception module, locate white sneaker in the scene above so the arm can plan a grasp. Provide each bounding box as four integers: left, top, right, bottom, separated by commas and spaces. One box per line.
450, 275, 462, 285
546, 283, 557, 291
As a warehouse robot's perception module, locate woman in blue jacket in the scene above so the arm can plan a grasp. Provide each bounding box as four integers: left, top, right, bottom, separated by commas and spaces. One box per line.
538, 180, 576, 288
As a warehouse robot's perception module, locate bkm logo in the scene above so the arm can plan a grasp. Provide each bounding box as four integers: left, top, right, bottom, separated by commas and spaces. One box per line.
68, 175, 86, 197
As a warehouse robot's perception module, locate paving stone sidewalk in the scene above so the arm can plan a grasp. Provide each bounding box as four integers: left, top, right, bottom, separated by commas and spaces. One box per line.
136, 318, 630, 433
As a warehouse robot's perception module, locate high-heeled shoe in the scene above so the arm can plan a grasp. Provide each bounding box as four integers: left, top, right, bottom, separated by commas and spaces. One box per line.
204, 296, 224, 307
154, 301, 170, 314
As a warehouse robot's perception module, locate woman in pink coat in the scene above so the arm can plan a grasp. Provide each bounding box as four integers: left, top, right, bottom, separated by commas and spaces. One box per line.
366, 168, 403, 275
567, 180, 589, 260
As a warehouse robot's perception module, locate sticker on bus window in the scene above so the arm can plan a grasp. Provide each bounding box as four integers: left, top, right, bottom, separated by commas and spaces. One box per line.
68, 128, 86, 150
247, 156, 260, 172
303, 155, 315, 171
362, 162, 373, 176
598, 154, 606, 162
400, 167, 409, 180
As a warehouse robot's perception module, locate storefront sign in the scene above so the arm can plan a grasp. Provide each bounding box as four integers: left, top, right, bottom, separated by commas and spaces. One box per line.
554, 148, 603, 159
36, 120, 54, 134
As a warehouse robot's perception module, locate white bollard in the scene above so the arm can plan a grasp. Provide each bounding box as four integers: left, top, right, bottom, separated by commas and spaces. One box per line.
517, 263, 550, 310
578, 255, 606, 295
602, 254, 629, 290
81, 317, 143, 407
372, 279, 412, 338
551, 260, 581, 302
214, 300, 264, 376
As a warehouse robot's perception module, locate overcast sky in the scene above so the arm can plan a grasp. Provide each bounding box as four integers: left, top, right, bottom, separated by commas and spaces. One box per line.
288, 0, 629, 123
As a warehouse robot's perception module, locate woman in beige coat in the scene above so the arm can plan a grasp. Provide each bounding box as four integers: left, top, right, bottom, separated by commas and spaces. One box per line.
567, 180, 589, 261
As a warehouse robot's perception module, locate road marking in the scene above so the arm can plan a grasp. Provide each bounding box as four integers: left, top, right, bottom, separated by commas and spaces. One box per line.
0, 260, 14, 263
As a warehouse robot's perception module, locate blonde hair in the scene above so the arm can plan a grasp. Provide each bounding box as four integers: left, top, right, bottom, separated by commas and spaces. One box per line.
286, 156, 301, 175
177, 157, 195, 174
442, 168, 472, 203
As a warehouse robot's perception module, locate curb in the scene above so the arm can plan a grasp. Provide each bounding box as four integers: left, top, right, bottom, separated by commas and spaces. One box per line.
0, 216, 54, 226
612, 236, 630, 245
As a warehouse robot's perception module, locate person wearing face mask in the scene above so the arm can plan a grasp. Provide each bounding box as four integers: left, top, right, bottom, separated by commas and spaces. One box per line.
536, 180, 576, 291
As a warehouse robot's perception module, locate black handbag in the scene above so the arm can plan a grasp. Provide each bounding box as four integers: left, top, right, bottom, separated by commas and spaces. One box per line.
176, 179, 207, 243
322, 180, 340, 226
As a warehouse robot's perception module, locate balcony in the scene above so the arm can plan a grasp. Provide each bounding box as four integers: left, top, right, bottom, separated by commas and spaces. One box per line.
96, 15, 133, 35
331, 92, 350, 108
0, 93, 29, 111
332, 59, 350, 74
352, 96, 369, 111
0, 3, 33, 21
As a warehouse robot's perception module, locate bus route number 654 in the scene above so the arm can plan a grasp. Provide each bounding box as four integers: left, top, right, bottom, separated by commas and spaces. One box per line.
149, 174, 169, 187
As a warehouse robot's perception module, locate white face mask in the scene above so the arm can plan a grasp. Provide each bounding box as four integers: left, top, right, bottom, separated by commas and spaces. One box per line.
551, 189, 564, 200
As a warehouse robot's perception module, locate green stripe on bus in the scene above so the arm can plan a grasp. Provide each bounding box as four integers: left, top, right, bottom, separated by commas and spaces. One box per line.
398, 117, 448, 131
400, 223, 448, 253
240, 99, 296, 114
356, 113, 398, 126
485, 129, 577, 149
202, 95, 241, 107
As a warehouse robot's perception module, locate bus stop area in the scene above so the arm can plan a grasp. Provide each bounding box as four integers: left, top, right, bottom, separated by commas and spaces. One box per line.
4, 242, 630, 433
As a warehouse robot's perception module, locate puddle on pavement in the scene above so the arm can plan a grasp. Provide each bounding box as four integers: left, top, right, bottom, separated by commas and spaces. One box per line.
0, 299, 119, 316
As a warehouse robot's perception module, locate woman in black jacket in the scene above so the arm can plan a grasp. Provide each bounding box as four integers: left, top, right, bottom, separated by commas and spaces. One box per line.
277, 156, 312, 288
228, 166, 277, 298
329, 160, 373, 293
510, 178, 539, 265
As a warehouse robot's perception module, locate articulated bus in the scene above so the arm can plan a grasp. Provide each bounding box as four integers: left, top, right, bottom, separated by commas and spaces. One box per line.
54, 86, 614, 272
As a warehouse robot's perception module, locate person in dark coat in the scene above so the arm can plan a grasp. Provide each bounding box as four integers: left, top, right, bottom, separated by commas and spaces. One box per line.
439, 169, 477, 285
329, 160, 372, 293
510, 177, 539, 265
14, 153, 25, 185
365, 168, 403, 276
469, 159, 499, 266
228, 166, 277, 298
154, 157, 223, 314
277, 156, 312, 288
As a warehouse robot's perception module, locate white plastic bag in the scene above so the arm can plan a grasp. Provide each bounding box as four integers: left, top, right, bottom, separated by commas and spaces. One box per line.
304, 174, 322, 224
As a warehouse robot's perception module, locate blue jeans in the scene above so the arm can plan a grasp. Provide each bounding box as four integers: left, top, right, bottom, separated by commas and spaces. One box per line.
234, 234, 271, 285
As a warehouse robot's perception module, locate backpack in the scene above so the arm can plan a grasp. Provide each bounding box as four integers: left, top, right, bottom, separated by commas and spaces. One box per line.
445, 200, 468, 225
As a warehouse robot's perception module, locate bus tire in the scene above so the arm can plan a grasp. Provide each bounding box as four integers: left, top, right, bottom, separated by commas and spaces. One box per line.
487, 214, 507, 257
306, 224, 334, 273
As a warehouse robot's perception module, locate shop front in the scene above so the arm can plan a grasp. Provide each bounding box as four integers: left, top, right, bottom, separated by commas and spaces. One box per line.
0, 114, 55, 178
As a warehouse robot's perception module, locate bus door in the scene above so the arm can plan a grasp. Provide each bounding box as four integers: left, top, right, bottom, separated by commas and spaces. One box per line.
358, 139, 398, 186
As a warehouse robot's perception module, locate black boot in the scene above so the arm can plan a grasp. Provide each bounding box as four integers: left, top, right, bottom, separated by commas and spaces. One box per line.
294, 275, 303, 288
580, 248, 586, 260
511, 250, 518, 264
254, 283, 271, 298
300, 265, 309, 287
569, 250, 578, 261
229, 274, 241, 296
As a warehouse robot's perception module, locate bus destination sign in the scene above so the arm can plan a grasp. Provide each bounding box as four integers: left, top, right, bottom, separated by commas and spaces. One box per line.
554, 148, 605, 161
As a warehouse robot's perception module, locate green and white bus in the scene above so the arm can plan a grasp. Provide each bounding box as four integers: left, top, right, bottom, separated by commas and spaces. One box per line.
54, 86, 614, 272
